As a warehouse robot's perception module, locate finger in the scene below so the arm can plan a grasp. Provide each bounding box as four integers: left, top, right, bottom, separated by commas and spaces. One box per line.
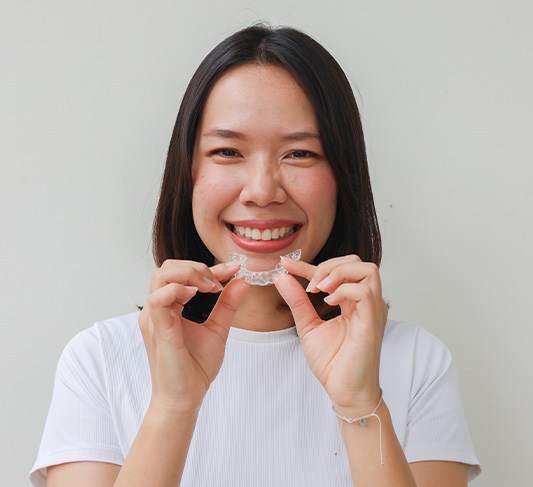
210, 261, 241, 282
314, 262, 382, 295
274, 274, 322, 338
323, 282, 379, 326
279, 257, 316, 281
282, 255, 364, 292
305, 254, 363, 292
204, 278, 251, 339
151, 262, 224, 293
147, 284, 198, 338
149, 283, 198, 308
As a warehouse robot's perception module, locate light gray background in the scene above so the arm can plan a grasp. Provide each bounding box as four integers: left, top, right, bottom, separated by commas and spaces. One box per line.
2, 1, 532, 485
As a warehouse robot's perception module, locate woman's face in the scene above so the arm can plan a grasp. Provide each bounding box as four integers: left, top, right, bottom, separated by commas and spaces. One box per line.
192, 64, 337, 271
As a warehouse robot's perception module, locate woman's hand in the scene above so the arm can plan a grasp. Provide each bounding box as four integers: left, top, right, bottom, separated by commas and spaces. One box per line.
139, 260, 250, 416
275, 255, 388, 415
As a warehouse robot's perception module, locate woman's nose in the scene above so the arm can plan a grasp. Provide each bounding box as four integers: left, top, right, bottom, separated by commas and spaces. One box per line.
238, 163, 287, 207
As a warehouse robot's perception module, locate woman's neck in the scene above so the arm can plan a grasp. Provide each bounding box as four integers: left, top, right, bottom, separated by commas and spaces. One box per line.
231, 284, 295, 332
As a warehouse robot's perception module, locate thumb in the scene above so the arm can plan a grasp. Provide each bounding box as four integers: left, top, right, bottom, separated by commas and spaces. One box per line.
274, 274, 322, 338
204, 278, 250, 338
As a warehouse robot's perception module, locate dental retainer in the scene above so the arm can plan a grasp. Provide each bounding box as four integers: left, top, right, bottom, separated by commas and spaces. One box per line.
228, 249, 302, 286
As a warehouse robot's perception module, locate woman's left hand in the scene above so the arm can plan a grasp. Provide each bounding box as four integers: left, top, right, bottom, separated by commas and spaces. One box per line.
275, 255, 388, 415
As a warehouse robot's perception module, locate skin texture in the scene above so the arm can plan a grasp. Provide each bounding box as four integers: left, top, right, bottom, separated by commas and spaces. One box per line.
47, 65, 471, 486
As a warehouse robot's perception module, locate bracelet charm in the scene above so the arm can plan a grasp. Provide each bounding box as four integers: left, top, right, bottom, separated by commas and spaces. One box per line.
332, 391, 384, 465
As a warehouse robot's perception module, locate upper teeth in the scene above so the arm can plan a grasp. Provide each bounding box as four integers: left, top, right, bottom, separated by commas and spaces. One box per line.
233, 225, 296, 241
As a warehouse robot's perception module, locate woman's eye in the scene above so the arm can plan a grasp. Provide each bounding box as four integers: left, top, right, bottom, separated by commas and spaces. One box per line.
288, 150, 314, 158
216, 149, 239, 157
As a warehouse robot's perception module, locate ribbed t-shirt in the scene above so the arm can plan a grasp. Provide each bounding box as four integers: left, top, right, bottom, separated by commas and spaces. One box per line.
30, 312, 481, 485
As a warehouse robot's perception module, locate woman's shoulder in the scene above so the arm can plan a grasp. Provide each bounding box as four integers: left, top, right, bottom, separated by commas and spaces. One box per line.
53, 311, 147, 399
384, 319, 450, 352
59, 311, 143, 368
382, 319, 454, 375
93, 310, 143, 346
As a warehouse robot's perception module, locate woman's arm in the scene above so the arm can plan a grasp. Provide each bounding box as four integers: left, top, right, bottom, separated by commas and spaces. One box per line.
410, 461, 469, 486
274, 256, 475, 486
337, 401, 416, 486
338, 401, 470, 486
48, 463, 120, 487
47, 262, 249, 487
113, 405, 199, 486
47, 406, 197, 487
275, 257, 416, 485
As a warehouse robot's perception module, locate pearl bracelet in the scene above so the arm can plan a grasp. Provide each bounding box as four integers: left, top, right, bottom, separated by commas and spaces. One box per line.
332, 392, 384, 465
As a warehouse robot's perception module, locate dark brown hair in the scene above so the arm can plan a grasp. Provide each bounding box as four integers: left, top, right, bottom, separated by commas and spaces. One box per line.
152, 24, 381, 322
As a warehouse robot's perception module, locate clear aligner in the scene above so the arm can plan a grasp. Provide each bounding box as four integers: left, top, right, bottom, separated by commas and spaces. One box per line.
228, 249, 302, 286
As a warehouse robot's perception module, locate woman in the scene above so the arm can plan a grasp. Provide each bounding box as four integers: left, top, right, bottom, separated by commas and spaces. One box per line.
31, 24, 480, 486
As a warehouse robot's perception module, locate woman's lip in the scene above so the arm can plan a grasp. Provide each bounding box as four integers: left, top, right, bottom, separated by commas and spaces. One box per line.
226, 219, 300, 230
227, 225, 300, 253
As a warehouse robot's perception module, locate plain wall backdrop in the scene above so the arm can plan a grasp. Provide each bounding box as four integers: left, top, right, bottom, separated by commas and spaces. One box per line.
2, 1, 532, 485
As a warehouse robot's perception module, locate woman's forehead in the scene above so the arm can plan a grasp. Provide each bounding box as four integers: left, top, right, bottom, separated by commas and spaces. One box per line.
198, 64, 319, 137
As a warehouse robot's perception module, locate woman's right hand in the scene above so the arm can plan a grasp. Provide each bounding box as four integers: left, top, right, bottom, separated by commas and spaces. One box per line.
139, 260, 249, 416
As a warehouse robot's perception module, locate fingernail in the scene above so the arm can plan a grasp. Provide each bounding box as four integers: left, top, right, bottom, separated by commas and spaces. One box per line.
224, 260, 241, 272
323, 294, 335, 305
306, 277, 318, 293
201, 276, 220, 290
183, 286, 198, 303
279, 256, 290, 270
316, 276, 334, 292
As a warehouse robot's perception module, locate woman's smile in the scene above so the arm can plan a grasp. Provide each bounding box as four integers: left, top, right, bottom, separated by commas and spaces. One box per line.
225, 219, 302, 253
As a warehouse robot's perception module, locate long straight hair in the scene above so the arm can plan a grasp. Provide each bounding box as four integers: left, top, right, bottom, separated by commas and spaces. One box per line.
152, 24, 381, 322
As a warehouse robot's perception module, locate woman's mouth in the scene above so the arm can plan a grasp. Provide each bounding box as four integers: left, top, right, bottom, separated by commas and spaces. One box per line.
225, 221, 301, 253
230, 224, 298, 241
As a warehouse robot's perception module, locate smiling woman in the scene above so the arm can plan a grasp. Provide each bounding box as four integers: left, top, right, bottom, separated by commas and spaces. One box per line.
30, 24, 480, 487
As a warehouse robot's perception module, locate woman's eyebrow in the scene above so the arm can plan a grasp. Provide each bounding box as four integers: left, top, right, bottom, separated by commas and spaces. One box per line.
203, 128, 245, 140
202, 128, 320, 141
282, 131, 321, 141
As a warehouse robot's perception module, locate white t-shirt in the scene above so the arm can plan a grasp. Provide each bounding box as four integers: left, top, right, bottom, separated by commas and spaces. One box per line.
30, 312, 481, 485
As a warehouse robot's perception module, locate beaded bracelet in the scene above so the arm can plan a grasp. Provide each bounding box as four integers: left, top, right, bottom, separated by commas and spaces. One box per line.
332, 392, 384, 465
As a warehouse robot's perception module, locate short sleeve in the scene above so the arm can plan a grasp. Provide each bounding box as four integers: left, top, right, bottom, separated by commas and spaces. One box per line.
403, 327, 481, 481
29, 326, 123, 486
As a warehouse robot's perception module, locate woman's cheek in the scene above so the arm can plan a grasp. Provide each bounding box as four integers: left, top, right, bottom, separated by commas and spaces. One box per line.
290, 166, 337, 206
192, 165, 243, 226
198, 164, 242, 192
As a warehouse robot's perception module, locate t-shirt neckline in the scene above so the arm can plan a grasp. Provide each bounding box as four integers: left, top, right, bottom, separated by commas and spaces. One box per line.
228, 325, 298, 343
